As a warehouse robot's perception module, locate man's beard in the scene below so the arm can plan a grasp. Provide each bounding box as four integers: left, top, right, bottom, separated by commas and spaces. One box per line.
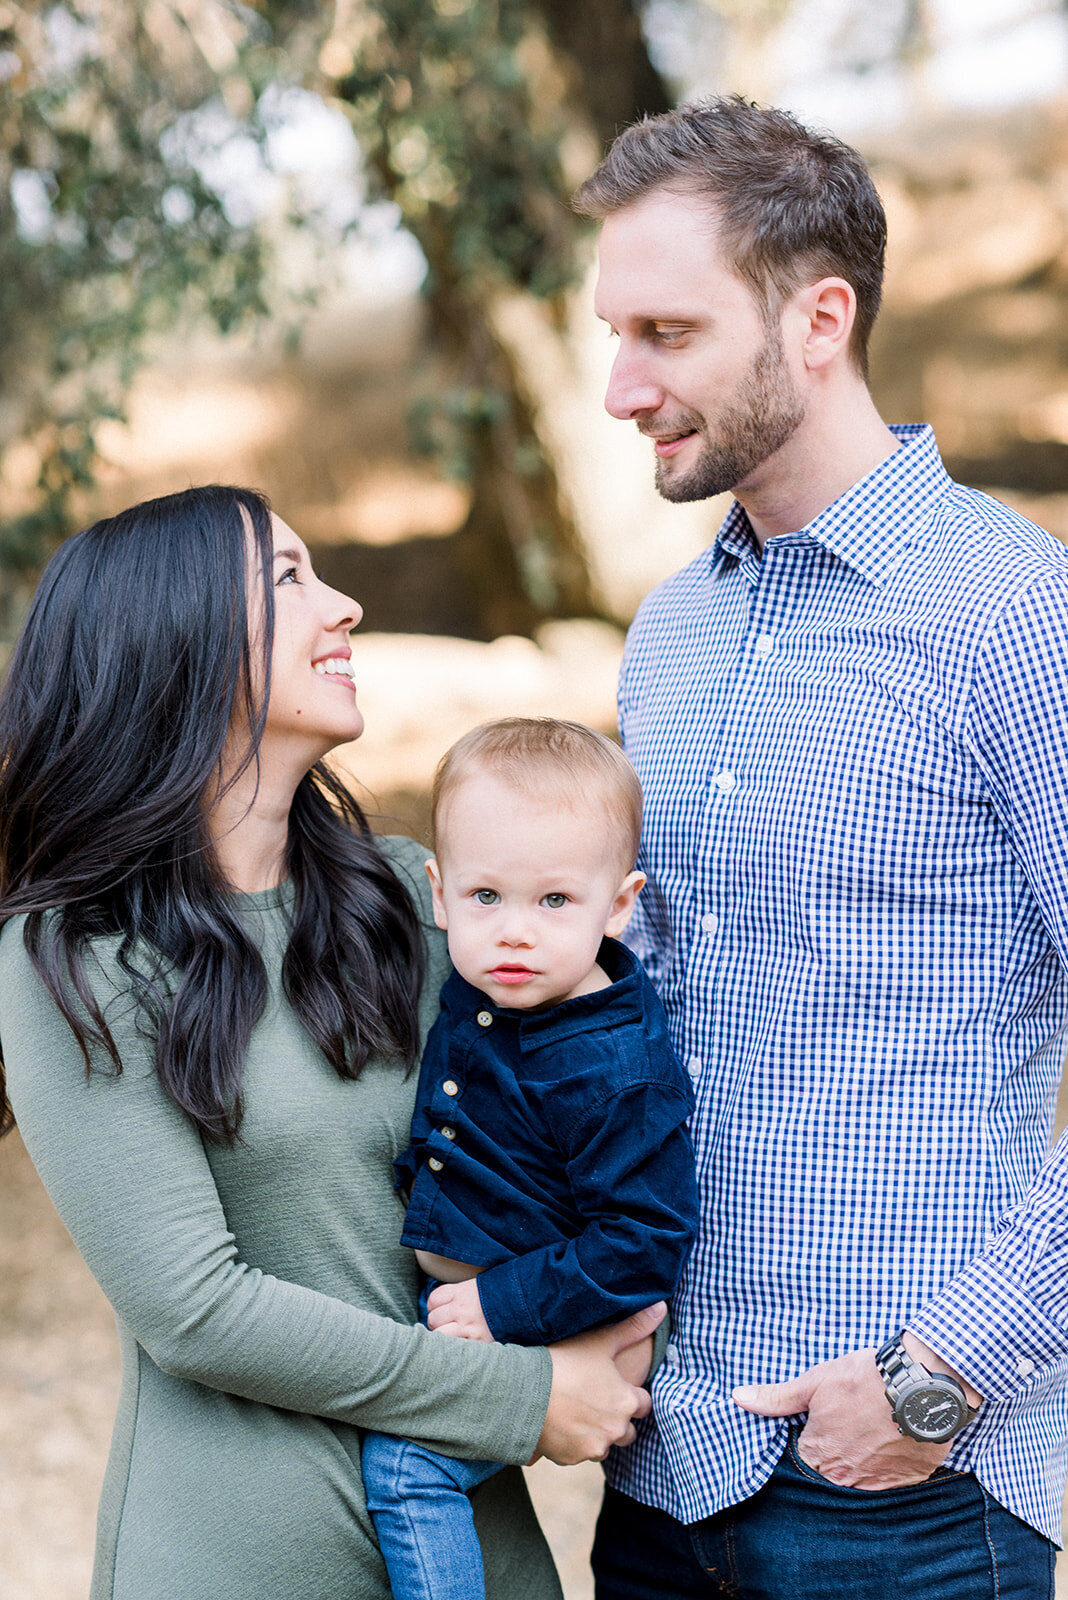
653, 330, 805, 504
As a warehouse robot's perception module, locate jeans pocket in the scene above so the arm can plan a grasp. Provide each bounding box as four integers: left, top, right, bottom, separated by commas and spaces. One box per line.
785, 1430, 966, 1496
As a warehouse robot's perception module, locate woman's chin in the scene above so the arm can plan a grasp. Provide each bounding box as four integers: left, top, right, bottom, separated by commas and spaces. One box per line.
315, 714, 364, 766
338, 711, 365, 748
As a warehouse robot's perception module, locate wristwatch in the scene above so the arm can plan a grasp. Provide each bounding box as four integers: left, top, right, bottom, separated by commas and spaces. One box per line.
875, 1333, 979, 1443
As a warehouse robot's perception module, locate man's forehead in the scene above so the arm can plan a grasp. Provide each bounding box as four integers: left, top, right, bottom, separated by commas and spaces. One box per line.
593, 191, 736, 317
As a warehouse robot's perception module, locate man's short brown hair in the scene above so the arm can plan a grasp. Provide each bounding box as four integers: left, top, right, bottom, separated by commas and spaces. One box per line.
432, 717, 642, 876
573, 95, 886, 380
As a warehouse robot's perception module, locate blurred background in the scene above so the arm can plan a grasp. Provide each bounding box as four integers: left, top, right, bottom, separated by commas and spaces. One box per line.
3, 1, 1068, 1594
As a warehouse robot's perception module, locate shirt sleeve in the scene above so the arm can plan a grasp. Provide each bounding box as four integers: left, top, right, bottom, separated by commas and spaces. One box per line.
908, 568, 1068, 1398
0, 926, 551, 1463
475, 1077, 699, 1345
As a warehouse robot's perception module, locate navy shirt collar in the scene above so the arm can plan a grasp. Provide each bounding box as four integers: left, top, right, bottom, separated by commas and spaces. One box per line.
439, 938, 646, 1050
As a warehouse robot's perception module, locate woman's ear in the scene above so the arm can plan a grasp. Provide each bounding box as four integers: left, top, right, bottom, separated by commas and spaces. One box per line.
604, 870, 646, 938
425, 858, 448, 930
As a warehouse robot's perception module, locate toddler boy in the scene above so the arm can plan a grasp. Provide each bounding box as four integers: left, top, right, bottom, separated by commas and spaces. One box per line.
361, 717, 698, 1600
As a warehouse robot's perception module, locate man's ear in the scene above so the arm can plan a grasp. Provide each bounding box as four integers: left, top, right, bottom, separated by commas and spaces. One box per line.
791, 276, 856, 372
604, 870, 646, 938
425, 858, 448, 930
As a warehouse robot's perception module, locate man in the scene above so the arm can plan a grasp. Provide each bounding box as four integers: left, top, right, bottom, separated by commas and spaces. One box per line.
573, 97, 1068, 1599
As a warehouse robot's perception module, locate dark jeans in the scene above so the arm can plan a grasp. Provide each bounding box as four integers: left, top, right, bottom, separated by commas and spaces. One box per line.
592, 1432, 1055, 1600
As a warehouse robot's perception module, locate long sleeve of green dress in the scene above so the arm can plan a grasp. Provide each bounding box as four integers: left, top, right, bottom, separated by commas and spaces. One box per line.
0, 836, 560, 1600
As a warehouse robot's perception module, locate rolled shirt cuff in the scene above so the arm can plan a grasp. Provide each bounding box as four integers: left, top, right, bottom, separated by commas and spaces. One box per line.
908, 1255, 1068, 1402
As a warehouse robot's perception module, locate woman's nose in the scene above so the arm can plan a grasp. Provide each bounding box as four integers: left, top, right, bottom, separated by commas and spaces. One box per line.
326, 584, 362, 632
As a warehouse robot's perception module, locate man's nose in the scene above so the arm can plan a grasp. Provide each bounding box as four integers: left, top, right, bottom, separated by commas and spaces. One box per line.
604, 347, 664, 421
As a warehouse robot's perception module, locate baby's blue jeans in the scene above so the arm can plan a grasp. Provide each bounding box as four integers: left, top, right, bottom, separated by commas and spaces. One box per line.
361, 1280, 504, 1600
361, 1430, 502, 1600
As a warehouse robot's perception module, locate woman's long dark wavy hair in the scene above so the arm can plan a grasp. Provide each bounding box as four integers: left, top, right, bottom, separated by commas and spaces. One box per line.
0, 485, 425, 1142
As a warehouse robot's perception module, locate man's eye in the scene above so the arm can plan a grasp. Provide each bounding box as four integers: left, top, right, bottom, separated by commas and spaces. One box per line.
542, 893, 568, 909
474, 889, 499, 905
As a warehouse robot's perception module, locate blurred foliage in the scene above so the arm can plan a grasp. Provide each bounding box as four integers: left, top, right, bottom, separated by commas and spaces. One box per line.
1, 0, 666, 636
7, 0, 1065, 636
0, 1, 290, 586
286, 0, 667, 632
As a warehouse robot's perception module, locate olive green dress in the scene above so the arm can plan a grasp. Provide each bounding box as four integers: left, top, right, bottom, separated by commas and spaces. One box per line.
0, 837, 561, 1600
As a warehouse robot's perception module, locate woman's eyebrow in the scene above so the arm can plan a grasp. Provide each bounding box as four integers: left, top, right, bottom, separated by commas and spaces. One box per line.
273, 546, 305, 563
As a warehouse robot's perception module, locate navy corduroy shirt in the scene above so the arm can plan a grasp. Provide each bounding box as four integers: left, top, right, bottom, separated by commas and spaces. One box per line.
395, 937, 698, 1345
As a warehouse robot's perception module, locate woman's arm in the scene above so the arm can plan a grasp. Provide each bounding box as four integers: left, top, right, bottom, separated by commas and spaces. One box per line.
1, 927, 643, 1466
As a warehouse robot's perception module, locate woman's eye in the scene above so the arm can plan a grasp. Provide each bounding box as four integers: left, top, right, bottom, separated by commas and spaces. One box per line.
277, 566, 300, 586
474, 889, 499, 906
543, 893, 568, 909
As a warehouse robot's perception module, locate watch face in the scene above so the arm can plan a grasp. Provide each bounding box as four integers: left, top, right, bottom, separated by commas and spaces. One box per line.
899, 1384, 968, 1442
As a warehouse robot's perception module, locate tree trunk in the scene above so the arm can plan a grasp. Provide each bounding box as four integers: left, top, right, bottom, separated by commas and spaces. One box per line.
534, 0, 671, 151
422, 270, 599, 638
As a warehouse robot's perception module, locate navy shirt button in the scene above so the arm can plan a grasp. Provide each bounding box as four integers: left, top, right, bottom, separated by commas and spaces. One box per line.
441, 1126, 456, 1140
442, 1079, 459, 1097
476, 1010, 493, 1028
428, 1157, 444, 1172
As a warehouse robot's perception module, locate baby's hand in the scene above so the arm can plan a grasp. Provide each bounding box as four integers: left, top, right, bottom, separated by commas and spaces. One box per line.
426, 1278, 494, 1342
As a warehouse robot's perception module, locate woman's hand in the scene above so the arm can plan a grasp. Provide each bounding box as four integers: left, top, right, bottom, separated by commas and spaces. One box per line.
612, 1330, 657, 1389
536, 1302, 666, 1466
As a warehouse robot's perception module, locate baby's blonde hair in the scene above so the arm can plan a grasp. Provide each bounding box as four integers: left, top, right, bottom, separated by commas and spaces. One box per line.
431, 718, 643, 876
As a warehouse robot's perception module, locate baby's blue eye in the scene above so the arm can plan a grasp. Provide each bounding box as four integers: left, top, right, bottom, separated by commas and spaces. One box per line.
474, 889, 499, 905
542, 893, 568, 909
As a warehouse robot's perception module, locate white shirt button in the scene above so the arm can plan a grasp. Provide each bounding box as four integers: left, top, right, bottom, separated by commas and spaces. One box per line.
701, 912, 719, 935
442, 1079, 459, 1097
1016, 1357, 1036, 1378
663, 1342, 680, 1365
476, 1010, 493, 1028
687, 1056, 702, 1078
714, 770, 737, 793
754, 633, 775, 659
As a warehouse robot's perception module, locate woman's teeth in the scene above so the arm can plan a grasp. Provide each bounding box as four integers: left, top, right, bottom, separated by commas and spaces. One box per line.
313, 659, 356, 679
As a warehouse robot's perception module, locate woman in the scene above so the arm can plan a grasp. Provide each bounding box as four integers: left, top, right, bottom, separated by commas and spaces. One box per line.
0, 486, 657, 1600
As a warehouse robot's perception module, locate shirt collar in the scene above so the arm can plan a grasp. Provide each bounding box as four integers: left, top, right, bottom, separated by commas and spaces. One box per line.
711, 425, 954, 590
441, 938, 646, 1048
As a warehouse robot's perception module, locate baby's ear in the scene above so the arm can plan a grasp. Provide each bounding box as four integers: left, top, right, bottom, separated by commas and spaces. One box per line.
425, 858, 449, 930
604, 869, 646, 937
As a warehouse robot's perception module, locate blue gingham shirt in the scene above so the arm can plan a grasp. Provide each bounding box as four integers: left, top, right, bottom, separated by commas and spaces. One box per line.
608, 424, 1068, 1543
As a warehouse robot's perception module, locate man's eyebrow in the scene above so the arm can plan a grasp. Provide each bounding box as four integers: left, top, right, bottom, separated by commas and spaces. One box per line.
594, 307, 703, 326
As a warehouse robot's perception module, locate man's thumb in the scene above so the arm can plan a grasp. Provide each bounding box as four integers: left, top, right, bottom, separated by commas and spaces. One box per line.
732, 1374, 814, 1417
